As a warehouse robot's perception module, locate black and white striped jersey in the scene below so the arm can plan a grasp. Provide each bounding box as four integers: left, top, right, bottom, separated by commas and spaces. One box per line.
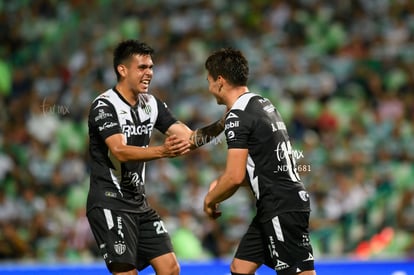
87, 88, 177, 213
224, 92, 310, 222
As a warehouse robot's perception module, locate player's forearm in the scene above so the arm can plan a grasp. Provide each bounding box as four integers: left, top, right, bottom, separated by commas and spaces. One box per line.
206, 175, 241, 206
108, 133, 190, 162
190, 116, 225, 148
110, 145, 166, 162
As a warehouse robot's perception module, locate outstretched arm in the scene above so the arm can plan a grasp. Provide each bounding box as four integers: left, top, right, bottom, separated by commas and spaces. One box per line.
105, 133, 190, 162
166, 115, 226, 149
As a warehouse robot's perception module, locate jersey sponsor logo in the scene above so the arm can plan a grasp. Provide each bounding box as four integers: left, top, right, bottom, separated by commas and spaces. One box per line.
298, 190, 309, 202
129, 172, 143, 187
120, 171, 145, 195
122, 123, 154, 137
95, 109, 113, 121
227, 130, 235, 140
99, 122, 118, 131
94, 100, 108, 109
225, 120, 240, 130
114, 240, 126, 255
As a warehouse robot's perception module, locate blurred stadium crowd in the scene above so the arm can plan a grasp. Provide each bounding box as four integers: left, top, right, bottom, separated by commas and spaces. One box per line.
1, 0, 414, 263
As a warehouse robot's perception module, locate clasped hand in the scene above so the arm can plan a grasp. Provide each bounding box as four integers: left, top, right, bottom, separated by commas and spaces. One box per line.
163, 135, 191, 157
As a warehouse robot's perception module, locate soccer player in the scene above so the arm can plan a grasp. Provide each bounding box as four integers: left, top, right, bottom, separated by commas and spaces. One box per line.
87, 40, 224, 275
203, 48, 316, 275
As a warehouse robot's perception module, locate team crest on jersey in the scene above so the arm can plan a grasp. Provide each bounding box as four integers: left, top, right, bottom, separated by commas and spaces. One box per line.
141, 104, 151, 115
114, 240, 126, 255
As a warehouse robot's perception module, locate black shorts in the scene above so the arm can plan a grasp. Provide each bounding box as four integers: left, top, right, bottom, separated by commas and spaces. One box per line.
234, 212, 315, 275
87, 207, 173, 272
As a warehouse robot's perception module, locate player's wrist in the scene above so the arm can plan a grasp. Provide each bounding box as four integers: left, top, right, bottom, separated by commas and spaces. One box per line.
158, 145, 170, 158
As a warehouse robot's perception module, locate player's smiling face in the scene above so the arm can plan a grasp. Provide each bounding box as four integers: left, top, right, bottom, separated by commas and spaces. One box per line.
125, 54, 153, 94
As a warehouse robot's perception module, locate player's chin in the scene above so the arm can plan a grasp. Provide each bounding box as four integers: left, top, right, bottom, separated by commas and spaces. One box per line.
137, 84, 149, 93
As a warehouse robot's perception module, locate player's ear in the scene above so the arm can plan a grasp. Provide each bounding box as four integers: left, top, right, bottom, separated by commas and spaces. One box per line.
217, 75, 225, 88
217, 75, 224, 84
117, 64, 127, 78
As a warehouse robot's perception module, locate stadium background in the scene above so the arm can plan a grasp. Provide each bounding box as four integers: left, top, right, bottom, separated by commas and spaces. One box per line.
1, 0, 414, 274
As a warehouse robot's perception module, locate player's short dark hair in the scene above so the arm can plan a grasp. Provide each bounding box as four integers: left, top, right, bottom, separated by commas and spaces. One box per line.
205, 48, 249, 86
113, 40, 154, 81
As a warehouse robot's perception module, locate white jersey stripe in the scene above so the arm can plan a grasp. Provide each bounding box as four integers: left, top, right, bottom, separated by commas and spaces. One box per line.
103, 209, 114, 230
247, 154, 259, 199
272, 216, 285, 242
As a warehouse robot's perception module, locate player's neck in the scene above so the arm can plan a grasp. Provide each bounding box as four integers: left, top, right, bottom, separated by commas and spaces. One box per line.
225, 86, 249, 109
115, 84, 140, 106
